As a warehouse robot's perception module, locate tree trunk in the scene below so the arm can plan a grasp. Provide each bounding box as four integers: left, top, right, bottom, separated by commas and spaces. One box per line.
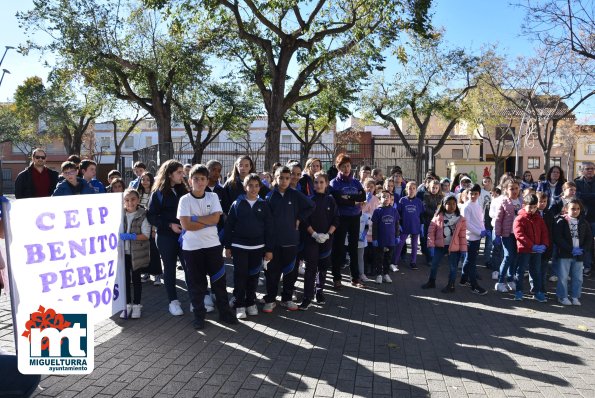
416, 140, 425, 183
192, 144, 205, 165
114, 144, 122, 170
265, 107, 283, 171
544, 150, 551, 175
154, 107, 173, 163
300, 143, 311, 166
62, 127, 74, 155
72, 130, 83, 156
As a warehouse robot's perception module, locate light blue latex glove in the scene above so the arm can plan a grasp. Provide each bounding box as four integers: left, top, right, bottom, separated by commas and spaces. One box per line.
572, 247, 584, 256
372, 240, 379, 247
494, 235, 502, 246
119, 233, 137, 241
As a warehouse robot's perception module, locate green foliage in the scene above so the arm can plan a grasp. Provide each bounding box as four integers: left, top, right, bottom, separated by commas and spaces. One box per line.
173, 79, 261, 147
19, 0, 215, 145
12, 71, 103, 154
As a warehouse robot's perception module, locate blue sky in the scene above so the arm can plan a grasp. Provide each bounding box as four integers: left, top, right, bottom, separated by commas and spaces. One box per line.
0, 0, 592, 122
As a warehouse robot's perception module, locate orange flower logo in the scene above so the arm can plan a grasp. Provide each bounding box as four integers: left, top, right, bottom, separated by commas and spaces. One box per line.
22, 305, 72, 350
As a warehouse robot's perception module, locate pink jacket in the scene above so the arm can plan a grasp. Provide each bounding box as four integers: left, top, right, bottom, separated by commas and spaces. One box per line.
427, 212, 468, 253
495, 197, 519, 237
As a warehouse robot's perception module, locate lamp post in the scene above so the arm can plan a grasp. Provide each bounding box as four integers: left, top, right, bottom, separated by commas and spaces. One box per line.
0, 46, 14, 67
0, 69, 10, 87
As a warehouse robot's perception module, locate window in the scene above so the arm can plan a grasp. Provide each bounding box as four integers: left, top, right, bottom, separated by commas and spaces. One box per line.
124, 137, 134, 149
145, 136, 153, 147
281, 135, 292, 143
452, 149, 463, 159
551, 157, 562, 167
347, 142, 360, 152
99, 136, 110, 148
586, 143, 595, 155
496, 126, 515, 141
528, 156, 540, 169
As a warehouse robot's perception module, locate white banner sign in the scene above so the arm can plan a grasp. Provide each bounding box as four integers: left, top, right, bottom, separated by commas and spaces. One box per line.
7, 194, 125, 325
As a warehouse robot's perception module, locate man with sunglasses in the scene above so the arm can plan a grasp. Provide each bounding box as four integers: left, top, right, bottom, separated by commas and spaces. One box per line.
575, 161, 595, 276
14, 148, 59, 199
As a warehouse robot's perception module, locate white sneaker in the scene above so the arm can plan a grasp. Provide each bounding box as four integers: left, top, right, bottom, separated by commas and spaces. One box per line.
280, 301, 299, 311
262, 302, 276, 313
375, 275, 383, 284
120, 304, 133, 319
246, 305, 258, 316
168, 300, 184, 316
571, 298, 581, 306
236, 307, 247, 319
298, 261, 306, 275
491, 271, 499, 280
258, 277, 265, 286
558, 297, 572, 305
494, 283, 508, 292
205, 294, 215, 313
141, 274, 149, 283
390, 264, 399, 272
131, 304, 142, 319
360, 274, 372, 282
507, 281, 516, 291
383, 274, 393, 283
549, 275, 558, 282
153, 275, 163, 286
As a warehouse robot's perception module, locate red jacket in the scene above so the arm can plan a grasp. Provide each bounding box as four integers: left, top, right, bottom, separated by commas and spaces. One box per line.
513, 209, 550, 254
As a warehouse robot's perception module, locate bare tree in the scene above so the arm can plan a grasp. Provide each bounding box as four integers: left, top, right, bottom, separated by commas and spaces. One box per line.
522, 0, 595, 62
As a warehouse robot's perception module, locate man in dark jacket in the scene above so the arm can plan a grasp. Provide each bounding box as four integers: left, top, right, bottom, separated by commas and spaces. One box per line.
575, 161, 595, 276
14, 148, 59, 199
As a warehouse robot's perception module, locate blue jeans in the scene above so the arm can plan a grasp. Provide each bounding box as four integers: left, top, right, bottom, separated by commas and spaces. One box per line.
483, 230, 493, 265
429, 246, 461, 283
490, 230, 503, 271
517, 253, 541, 293
462, 240, 480, 286
156, 233, 188, 302
583, 222, 595, 271
557, 258, 584, 299
498, 236, 518, 283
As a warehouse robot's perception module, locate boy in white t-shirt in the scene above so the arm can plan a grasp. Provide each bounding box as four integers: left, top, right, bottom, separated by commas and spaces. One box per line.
177, 164, 238, 329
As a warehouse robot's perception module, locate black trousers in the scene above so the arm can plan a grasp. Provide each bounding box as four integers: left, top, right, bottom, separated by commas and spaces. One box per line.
332, 214, 361, 281
264, 245, 298, 303
183, 245, 233, 319
302, 237, 333, 299
232, 247, 263, 308
374, 246, 394, 276
125, 254, 142, 304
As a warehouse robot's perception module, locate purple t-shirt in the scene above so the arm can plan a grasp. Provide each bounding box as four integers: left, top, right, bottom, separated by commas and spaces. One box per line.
372, 206, 400, 247
398, 196, 423, 235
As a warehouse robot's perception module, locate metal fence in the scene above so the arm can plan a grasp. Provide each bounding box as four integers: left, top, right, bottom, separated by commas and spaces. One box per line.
133, 141, 420, 180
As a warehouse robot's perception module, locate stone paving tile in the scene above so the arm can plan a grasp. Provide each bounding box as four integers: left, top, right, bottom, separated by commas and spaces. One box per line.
0, 259, 594, 397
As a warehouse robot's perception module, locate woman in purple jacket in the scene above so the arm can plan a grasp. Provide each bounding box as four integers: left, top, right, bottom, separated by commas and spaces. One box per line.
329, 153, 366, 288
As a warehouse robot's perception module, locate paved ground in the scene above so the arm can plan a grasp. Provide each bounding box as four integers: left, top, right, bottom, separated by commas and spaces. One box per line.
1, 256, 595, 397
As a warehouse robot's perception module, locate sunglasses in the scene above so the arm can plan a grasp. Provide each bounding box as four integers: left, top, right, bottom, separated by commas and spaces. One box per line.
34, 156, 46, 160
63, 170, 78, 176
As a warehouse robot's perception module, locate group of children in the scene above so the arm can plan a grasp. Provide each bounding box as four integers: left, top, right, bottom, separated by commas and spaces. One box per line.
116, 155, 591, 330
